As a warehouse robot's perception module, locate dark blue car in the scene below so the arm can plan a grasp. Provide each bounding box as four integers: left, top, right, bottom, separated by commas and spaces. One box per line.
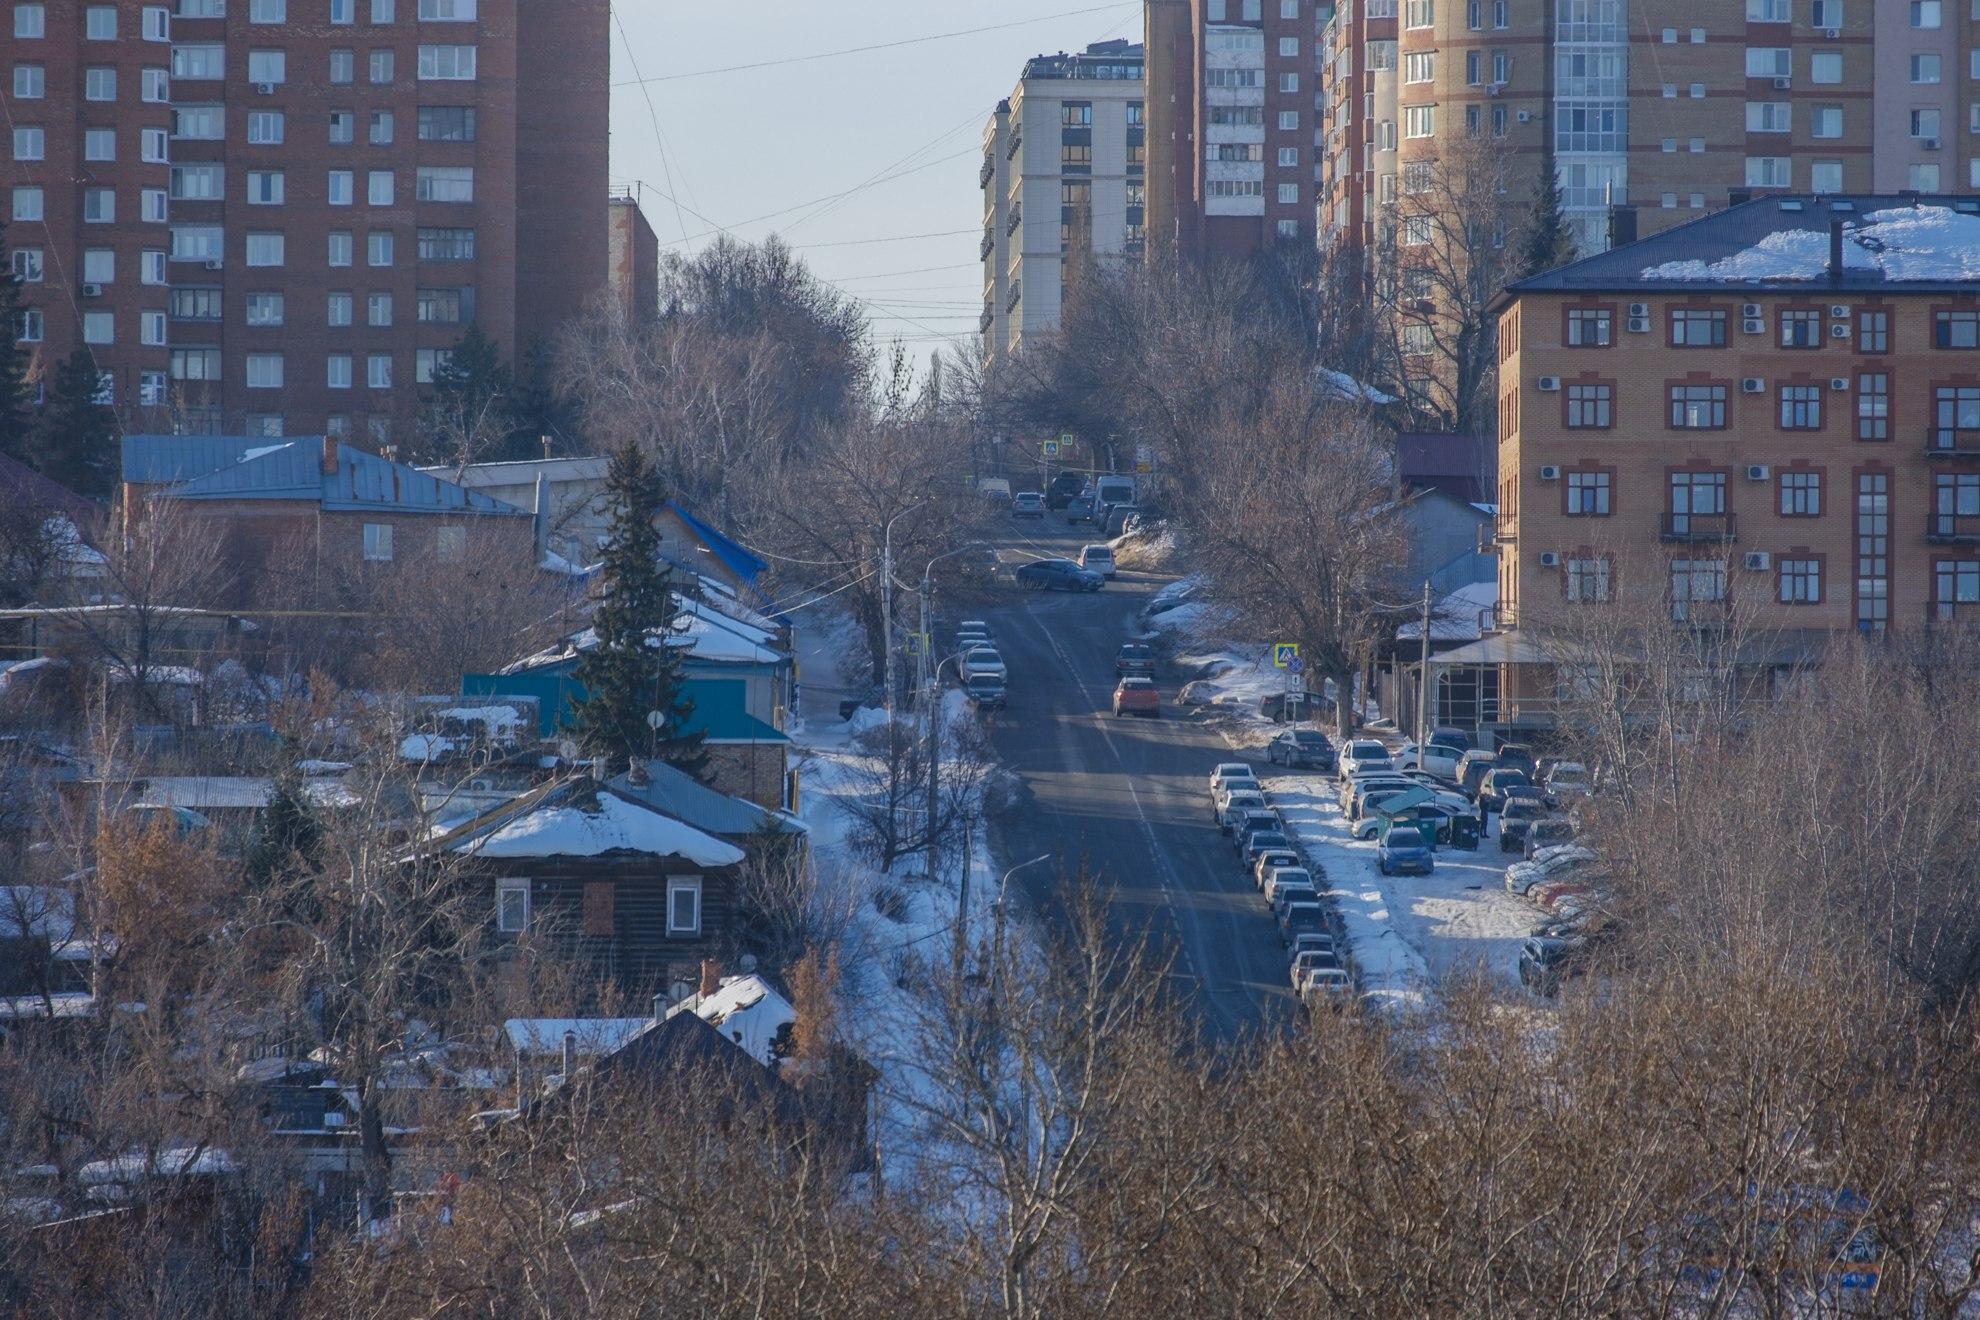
1015, 559, 1104, 592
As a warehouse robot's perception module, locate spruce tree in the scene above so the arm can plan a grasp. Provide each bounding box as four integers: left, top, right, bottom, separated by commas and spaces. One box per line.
243, 741, 324, 891
1520, 158, 1578, 280
0, 219, 33, 464
35, 350, 118, 497
570, 441, 707, 778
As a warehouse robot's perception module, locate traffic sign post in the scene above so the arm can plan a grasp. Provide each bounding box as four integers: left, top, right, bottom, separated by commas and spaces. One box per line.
1272, 642, 1301, 669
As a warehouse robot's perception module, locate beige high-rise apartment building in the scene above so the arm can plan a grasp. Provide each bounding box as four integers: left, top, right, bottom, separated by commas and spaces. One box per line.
980, 40, 1146, 368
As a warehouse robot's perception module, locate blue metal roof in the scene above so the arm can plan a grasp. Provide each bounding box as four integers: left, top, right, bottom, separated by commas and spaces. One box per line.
163, 438, 528, 515
122, 435, 283, 484
666, 501, 767, 584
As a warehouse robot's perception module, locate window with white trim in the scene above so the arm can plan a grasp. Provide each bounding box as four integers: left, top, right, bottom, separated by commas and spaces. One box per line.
246, 352, 284, 388
668, 877, 702, 935
363, 522, 395, 561
417, 44, 476, 79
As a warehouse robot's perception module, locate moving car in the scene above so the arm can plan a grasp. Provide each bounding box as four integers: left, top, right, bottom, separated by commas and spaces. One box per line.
1497, 797, 1549, 851
1093, 475, 1137, 509
1377, 827, 1435, 876
1337, 740, 1394, 780
964, 673, 1006, 711
1266, 729, 1336, 770
1116, 643, 1156, 677
1078, 544, 1117, 578
1113, 676, 1160, 718
1045, 471, 1087, 510
1064, 495, 1095, 523
1014, 559, 1104, 592
1011, 491, 1046, 519
1101, 504, 1144, 537
960, 646, 1007, 681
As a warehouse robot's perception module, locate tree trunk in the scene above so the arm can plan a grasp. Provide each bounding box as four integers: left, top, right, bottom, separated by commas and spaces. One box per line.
358, 1076, 393, 1230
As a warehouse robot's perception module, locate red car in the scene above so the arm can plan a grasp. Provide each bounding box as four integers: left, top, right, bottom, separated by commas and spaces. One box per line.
1113, 677, 1160, 718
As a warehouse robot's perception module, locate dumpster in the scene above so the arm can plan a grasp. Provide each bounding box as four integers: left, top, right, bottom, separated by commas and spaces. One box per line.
1378, 815, 1439, 850
1444, 813, 1481, 851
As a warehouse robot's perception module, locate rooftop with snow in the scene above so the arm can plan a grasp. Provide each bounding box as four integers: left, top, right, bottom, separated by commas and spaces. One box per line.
1507, 195, 1980, 295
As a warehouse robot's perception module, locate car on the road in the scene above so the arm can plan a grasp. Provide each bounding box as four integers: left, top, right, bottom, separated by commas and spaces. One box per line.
1279, 901, 1327, 945
1209, 763, 1260, 796
1011, 491, 1046, 519
1064, 494, 1095, 523
1253, 849, 1302, 888
1113, 676, 1160, 718
1241, 829, 1294, 867
963, 673, 1006, 711
1014, 558, 1104, 592
1524, 818, 1576, 859
1300, 966, 1354, 1005
1229, 810, 1278, 848
1455, 751, 1501, 799
1377, 828, 1435, 876
1045, 471, 1087, 510
1262, 866, 1314, 904
960, 645, 1007, 682
1078, 543, 1117, 578
1216, 789, 1268, 827
1477, 767, 1534, 814
1266, 729, 1336, 770
1337, 739, 1394, 780
955, 629, 992, 657
1101, 503, 1145, 537
1270, 884, 1320, 921
1115, 643, 1156, 676
1497, 798, 1549, 851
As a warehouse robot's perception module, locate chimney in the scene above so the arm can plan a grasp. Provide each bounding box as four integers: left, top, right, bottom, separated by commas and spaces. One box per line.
1827, 218, 1845, 284
540, 434, 553, 460
561, 1029, 576, 1081
699, 958, 722, 998
532, 471, 551, 562
1607, 205, 1638, 249
651, 991, 668, 1021
589, 754, 608, 781
626, 759, 650, 787
319, 436, 339, 477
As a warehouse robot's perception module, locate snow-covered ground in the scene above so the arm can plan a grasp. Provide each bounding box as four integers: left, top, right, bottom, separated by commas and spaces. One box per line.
1144, 576, 1538, 1003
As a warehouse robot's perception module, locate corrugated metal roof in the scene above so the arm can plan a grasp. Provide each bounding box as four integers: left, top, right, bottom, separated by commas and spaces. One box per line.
168, 441, 321, 500
121, 435, 281, 484
666, 501, 767, 583
606, 760, 805, 837
163, 438, 529, 515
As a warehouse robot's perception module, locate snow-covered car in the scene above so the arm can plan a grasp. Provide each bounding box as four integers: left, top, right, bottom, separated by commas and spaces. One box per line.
1337, 740, 1394, 781
1504, 846, 1595, 895
959, 646, 1007, 682
1523, 819, 1576, 859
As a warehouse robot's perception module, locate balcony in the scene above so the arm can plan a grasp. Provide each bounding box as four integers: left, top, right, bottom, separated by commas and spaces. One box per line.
1927, 512, 1980, 545
979, 155, 995, 188
1926, 427, 1980, 460
980, 230, 995, 261
1660, 511, 1738, 544
1006, 204, 1023, 237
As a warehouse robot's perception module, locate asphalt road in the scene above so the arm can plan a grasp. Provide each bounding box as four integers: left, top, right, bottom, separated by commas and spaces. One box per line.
968, 521, 1296, 1043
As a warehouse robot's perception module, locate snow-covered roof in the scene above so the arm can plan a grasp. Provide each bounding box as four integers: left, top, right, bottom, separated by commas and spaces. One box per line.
1318, 367, 1399, 406
78, 1147, 236, 1184
1640, 205, 1980, 284
504, 1018, 654, 1056
435, 705, 525, 736
455, 786, 745, 866
130, 775, 359, 811
1397, 580, 1500, 643
691, 974, 795, 1068
506, 592, 787, 673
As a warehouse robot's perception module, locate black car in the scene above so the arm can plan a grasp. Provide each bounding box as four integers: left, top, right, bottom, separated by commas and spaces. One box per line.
1497, 798, 1549, 851
1045, 471, 1087, 510
1494, 742, 1538, 778
1116, 643, 1157, 677
1267, 729, 1336, 770
1015, 559, 1104, 592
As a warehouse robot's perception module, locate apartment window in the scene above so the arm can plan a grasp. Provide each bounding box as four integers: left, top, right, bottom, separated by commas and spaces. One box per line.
330, 110, 354, 144
1936, 310, 1980, 348
1911, 0, 1941, 25
163, 165, 217, 207
417, 108, 475, 144
415, 347, 452, 383
1277, 147, 1299, 168
246, 232, 284, 266
367, 232, 394, 266
1566, 383, 1612, 428
667, 877, 702, 935
1811, 0, 1842, 24
416, 287, 465, 323
1060, 102, 1091, 127
247, 170, 285, 205
82, 250, 114, 284
85, 5, 116, 38
490, 877, 531, 932
1669, 560, 1727, 622
13, 3, 44, 37
1779, 309, 1821, 348
1671, 309, 1727, 347
368, 109, 394, 145
169, 287, 221, 320
12, 128, 44, 162
140, 311, 166, 347
1807, 106, 1842, 140
248, 50, 286, 84
1403, 51, 1434, 83
247, 111, 285, 144
362, 521, 394, 561
246, 352, 284, 388
82, 312, 114, 345
419, 0, 476, 17
1745, 0, 1789, 17
1403, 0, 1433, 26
1401, 216, 1433, 246
248, 0, 283, 19
331, 49, 355, 83
1278, 72, 1298, 93
327, 353, 352, 388
84, 128, 116, 162
1934, 386, 1980, 448
331, 0, 352, 20
1911, 163, 1942, 191
1403, 106, 1435, 138
85, 66, 116, 99
1811, 52, 1842, 84
15, 309, 42, 342
1912, 109, 1942, 140
1746, 103, 1791, 133
1811, 162, 1843, 194
1745, 157, 1792, 187
1670, 384, 1729, 429
9, 249, 40, 281
1375, 120, 1397, 150
328, 170, 353, 205
1779, 470, 1822, 516
1912, 54, 1942, 84
170, 347, 221, 380
1276, 183, 1300, 204
418, 226, 474, 260
1278, 37, 1298, 57
141, 187, 167, 222
1565, 558, 1611, 603
12, 64, 43, 98
329, 231, 354, 266
83, 189, 115, 223
1856, 310, 1888, 354
367, 170, 394, 205
417, 44, 476, 79
170, 224, 222, 259
1935, 562, 1980, 620
1779, 559, 1822, 604
1566, 470, 1611, 516
245, 291, 283, 325
1367, 41, 1396, 72
141, 127, 168, 163
11, 187, 43, 222
369, 49, 394, 83
1467, 50, 1483, 85
327, 291, 352, 325
371, 0, 393, 19
1745, 48, 1790, 79
1857, 372, 1889, 440
367, 291, 392, 326
367, 353, 392, 388
1779, 385, 1822, 429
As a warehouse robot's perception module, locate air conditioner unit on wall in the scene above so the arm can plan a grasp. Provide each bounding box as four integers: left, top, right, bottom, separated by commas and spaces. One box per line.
1745, 464, 1771, 481
1742, 303, 1763, 318
1830, 377, 1850, 391
1744, 551, 1772, 571
1516, 110, 1532, 122
1538, 465, 1562, 481
1772, 77, 1792, 90
1829, 305, 1849, 318
1628, 302, 1649, 317
1536, 376, 1561, 392
1831, 323, 1851, 338
1743, 317, 1766, 334
255, 82, 276, 95
81, 283, 102, 298
1627, 316, 1651, 333
1741, 377, 1766, 393
1538, 551, 1561, 568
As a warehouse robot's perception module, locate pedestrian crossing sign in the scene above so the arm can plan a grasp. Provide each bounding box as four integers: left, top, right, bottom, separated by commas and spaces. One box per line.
1273, 642, 1300, 668
1042, 438, 1061, 458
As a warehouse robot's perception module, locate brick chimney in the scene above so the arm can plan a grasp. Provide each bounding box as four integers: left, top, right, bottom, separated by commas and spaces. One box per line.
698, 957, 721, 998
319, 436, 340, 477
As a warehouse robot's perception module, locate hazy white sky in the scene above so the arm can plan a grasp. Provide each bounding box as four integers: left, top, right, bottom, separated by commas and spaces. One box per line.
607, 1, 1143, 351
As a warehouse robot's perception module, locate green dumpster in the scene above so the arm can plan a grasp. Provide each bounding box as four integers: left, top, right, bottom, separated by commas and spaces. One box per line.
1379, 815, 1439, 850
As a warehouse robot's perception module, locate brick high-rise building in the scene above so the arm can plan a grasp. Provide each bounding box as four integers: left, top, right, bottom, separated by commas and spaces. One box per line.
4, 0, 609, 446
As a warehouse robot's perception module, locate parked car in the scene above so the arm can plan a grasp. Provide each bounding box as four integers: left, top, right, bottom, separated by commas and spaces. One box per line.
1477, 767, 1535, 813
1014, 558, 1103, 592
1544, 761, 1592, 804
1350, 787, 1419, 824
1213, 778, 1265, 816
1113, 677, 1160, 718
1279, 901, 1327, 945
1101, 503, 1144, 537
954, 620, 992, 647
1504, 846, 1595, 895
1377, 828, 1435, 876
1301, 967, 1354, 1004
1116, 643, 1156, 676
1262, 866, 1314, 905
1397, 740, 1464, 781
1455, 751, 1501, 799
1078, 543, 1117, 578
1253, 850, 1303, 888
1343, 775, 1416, 813
1270, 884, 1320, 920
1045, 471, 1087, 509
1218, 794, 1269, 831
1519, 937, 1582, 995
1524, 818, 1576, 859
1230, 809, 1279, 847
1337, 739, 1394, 780
964, 673, 1006, 711
1290, 931, 1338, 960
1241, 830, 1294, 867
1011, 491, 1046, 519
1531, 879, 1594, 911
1498, 797, 1549, 851
1064, 494, 1095, 523
1429, 727, 1471, 754
960, 645, 1007, 682
1291, 949, 1345, 992
1494, 742, 1538, 778
1266, 729, 1336, 770
977, 477, 1012, 502
1209, 763, 1260, 796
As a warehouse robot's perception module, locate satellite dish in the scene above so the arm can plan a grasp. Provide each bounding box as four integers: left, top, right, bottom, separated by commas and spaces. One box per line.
645, 710, 665, 731
738, 953, 758, 973
556, 739, 580, 761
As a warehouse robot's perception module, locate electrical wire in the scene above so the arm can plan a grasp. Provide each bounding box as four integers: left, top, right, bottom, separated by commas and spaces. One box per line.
611, 5, 691, 243
762, 568, 879, 618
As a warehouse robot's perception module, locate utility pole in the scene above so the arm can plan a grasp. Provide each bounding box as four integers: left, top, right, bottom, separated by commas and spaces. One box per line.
1416, 579, 1434, 753
921, 573, 940, 894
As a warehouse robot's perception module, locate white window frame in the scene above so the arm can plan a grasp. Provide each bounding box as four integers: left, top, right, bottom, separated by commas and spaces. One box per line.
327, 353, 352, 389
667, 877, 702, 936
496, 877, 528, 933
417, 43, 477, 80
362, 521, 394, 560
246, 352, 285, 389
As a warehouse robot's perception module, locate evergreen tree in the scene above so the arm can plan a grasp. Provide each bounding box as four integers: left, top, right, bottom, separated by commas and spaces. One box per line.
0, 219, 33, 464
35, 350, 117, 497
422, 324, 512, 466
570, 441, 707, 778
1520, 157, 1578, 279
243, 741, 324, 892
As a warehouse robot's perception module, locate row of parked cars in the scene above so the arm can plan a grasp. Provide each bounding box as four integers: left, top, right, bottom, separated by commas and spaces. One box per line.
952, 620, 1008, 712
1209, 761, 1355, 1009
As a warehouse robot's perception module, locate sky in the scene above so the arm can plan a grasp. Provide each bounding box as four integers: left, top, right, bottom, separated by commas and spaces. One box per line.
606, 1, 1144, 354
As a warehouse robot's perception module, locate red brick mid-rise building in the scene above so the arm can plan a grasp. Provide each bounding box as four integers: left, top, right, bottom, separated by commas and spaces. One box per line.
4, 0, 608, 445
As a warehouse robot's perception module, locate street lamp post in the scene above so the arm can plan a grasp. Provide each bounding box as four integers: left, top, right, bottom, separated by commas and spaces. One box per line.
917, 542, 992, 893
974, 852, 1053, 988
